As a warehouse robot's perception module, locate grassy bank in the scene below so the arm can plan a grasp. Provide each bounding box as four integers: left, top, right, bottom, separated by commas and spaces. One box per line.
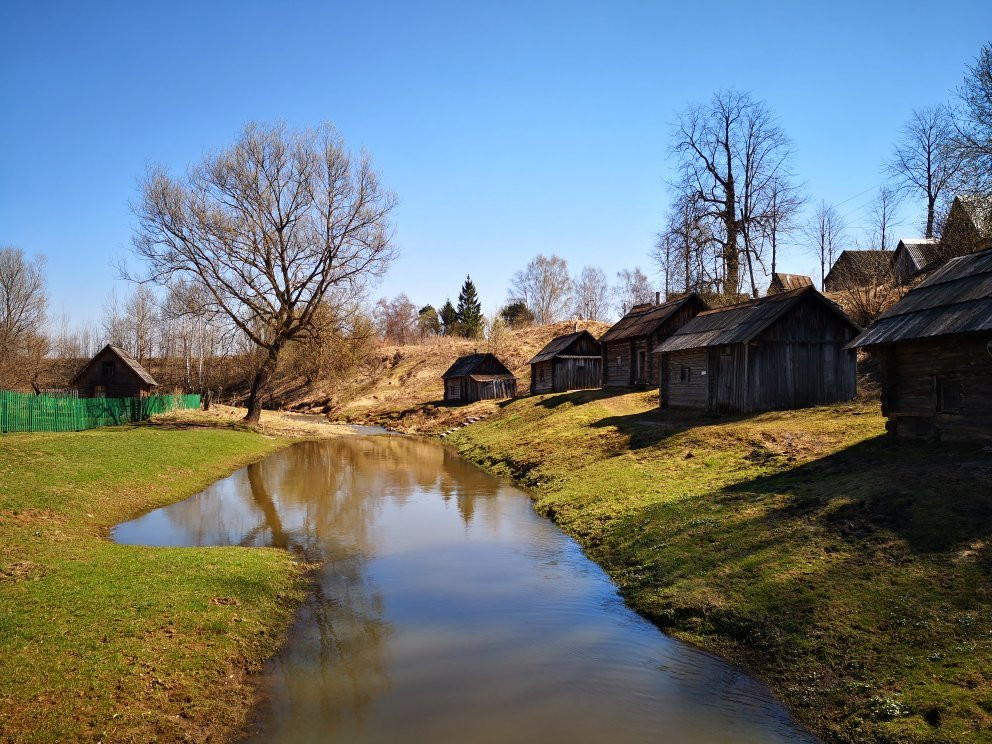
451, 390, 992, 743
0, 425, 309, 743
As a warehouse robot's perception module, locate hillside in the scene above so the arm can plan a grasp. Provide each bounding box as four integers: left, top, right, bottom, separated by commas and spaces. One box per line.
287, 320, 610, 432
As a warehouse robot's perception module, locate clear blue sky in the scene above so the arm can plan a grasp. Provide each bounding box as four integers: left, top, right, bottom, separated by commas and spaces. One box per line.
1, 1, 989, 325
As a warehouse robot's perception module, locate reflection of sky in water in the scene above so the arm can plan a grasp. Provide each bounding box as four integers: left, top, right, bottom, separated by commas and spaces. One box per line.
114, 437, 818, 744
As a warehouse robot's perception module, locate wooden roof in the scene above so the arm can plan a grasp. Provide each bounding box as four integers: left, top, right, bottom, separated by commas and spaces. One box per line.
768, 273, 813, 292
441, 353, 513, 379
600, 293, 704, 344
823, 250, 893, 287
656, 286, 859, 353
71, 344, 159, 387
956, 194, 992, 239
848, 248, 992, 348
528, 330, 600, 364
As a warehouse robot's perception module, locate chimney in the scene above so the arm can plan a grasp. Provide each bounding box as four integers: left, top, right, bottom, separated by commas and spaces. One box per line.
655, 291, 661, 305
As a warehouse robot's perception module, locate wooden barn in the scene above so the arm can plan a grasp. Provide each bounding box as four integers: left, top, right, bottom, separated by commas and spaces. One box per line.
72, 344, 158, 398
767, 273, 813, 294
600, 293, 707, 388
655, 286, 860, 413
848, 248, 992, 440
442, 353, 517, 403
823, 250, 893, 291
891, 238, 941, 283
529, 330, 602, 393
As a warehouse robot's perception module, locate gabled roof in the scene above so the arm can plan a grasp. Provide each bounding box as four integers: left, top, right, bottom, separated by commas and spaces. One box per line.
71, 344, 159, 387
848, 248, 992, 348
529, 330, 600, 364
955, 194, 992, 239
824, 250, 893, 287
656, 286, 859, 353
768, 273, 813, 293
441, 353, 513, 379
893, 238, 941, 276
600, 293, 705, 344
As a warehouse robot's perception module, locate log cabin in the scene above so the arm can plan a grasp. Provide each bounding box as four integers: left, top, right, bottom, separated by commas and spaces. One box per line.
529, 330, 602, 394
848, 248, 992, 440
600, 293, 707, 388
442, 353, 517, 403
71, 344, 159, 398
656, 286, 860, 414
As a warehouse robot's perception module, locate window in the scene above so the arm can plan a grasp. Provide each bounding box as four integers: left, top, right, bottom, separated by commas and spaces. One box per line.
679, 366, 691, 383
102, 361, 115, 379
93, 385, 106, 398
538, 368, 546, 382
936, 376, 963, 413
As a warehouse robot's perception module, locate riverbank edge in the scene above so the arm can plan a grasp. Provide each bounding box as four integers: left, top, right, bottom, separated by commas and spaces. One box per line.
0, 424, 340, 743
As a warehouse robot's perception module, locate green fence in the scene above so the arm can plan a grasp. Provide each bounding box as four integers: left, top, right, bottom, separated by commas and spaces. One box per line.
0, 391, 201, 433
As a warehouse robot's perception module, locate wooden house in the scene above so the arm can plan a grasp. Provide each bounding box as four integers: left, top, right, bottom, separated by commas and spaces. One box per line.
848, 248, 992, 440
600, 293, 707, 388
891, 238, 941, 283
823, 250, 893, 292
529, 330, 602, 393
71, 345, 158, 398
442, 353, 517, 403
767, 273, 813, 295
655, 287, 860, 413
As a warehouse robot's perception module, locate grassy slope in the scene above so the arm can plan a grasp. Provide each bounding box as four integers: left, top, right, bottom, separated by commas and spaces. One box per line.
0, 426, 308, 743
451, 390, 992, 743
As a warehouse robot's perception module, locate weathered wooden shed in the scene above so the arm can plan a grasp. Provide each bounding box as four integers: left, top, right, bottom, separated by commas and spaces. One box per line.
529, 330, 602, 393
442, 353, 517, 403
892, 238, 942, 283
823, 250, 893, 292
71, 344, 158, 398
848, 248, 992, 440
767, 273, 813, 294
600, 293, 707, 388
655, 287, 860, 413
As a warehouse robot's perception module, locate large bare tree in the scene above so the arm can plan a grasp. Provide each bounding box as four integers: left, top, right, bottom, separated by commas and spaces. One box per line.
863, 185, 901, 250
805, 201, 847, 288
956, 42, 992, 193
572, 266, 611, 320
612, 267, 654, 315
0, 246, 48, 389
670, 89, 797, 296
508, 254, 573, 324
131, 122, 396, 422
887, 105, 965, 238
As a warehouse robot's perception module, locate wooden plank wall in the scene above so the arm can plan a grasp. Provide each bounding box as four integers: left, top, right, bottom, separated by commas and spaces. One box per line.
603, 341, 631, 387
663, 350, 709, 407
552, 358, 601, 392
532, 361, 554, 393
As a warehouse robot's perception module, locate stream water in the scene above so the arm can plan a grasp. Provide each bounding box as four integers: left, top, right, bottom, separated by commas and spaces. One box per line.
113, 435, 817, 744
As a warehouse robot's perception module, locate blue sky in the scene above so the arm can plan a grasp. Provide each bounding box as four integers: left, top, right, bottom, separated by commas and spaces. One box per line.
1, 1, 989, 325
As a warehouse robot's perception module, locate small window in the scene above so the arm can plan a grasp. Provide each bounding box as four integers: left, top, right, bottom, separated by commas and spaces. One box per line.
679, 366, 691, 383
936, 377, 963, 413
577, 360, 585, 369
93, 385, 106, 398
102, 361, 115, 379
538, 368, 546, 382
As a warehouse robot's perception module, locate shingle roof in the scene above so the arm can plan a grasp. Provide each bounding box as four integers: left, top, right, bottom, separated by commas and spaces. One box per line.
894, 238, 942, 276
824, 250, 893, 288
656, 286, 858, 353
957, 194, 992, 239
71, 344, 159, 387
847, 248, 992, 348
768, 273, 813, 292
528, 330, 600, 364
600, 293, 704, 344
441, 353, 513, 379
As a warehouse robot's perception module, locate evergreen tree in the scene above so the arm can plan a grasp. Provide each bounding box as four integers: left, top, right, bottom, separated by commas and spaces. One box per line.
456, 276, 483, 338
439, 299, 458, 336
500, 300, 534, 328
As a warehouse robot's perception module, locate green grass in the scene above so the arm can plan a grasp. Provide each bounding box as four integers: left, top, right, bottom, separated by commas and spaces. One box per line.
0, 425, 308, 743
451, 390, 992, 743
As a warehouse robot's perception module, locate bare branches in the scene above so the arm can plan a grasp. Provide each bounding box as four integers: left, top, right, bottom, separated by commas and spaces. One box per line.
508, 254, 573, 325
805, 202, 847, 289
0, 246, 48, 388
572, 266, 611, 321
955, 43, 992, 194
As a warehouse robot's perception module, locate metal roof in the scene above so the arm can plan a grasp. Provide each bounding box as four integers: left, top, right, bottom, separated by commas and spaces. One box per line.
442, 353, 513, 379
848, 248, 992, 348
71, 344, 159, 387
894, 238, 942, 276
655, 286, 858, 353
768, 273, 813, 292
600, 293, 704, 344
529, 330, 599, 364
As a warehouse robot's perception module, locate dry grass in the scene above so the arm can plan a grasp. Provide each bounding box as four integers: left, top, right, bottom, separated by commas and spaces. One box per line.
152, 403, 355, 438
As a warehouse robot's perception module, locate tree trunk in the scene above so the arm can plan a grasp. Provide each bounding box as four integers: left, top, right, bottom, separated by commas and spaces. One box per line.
724, 172, 739, 296
925, 197, 936, 239
244, 342, 283, 424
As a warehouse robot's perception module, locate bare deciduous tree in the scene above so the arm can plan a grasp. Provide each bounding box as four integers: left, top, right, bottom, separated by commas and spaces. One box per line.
956, 42, 992, 193
653, 194, 720, 297
671, 89, 797, 296
0, 246, 48, 388
374, 293, 419, 344
508, 254, 573, 325
888, 105, 965, 238
572, 266, 611, 320
131, 122, 397, 422
863, 185, 901, 250
806, 202, 846, 289
612, 267, 654, 315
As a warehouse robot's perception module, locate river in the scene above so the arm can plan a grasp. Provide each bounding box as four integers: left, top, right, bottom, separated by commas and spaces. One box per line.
113, 435, 817, 743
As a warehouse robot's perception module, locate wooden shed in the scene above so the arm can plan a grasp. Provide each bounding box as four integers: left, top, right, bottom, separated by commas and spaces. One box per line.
529, 330, 602, 394
767, 273, 813, 294
71, 344, 158, 398
891, 238, 941, 283
655, 287, 860, 414
442, 354, 517, 403
823, 250, 893, 292
848, 248, 992, 440
600, 293, 707, 388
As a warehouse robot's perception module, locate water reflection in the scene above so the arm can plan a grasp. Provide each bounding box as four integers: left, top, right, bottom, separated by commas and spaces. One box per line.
114, 437, 817, 744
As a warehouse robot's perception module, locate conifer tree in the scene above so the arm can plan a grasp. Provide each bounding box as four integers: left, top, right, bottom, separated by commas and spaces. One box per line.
439, 299, 458, 336
456, 276, 483, 338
